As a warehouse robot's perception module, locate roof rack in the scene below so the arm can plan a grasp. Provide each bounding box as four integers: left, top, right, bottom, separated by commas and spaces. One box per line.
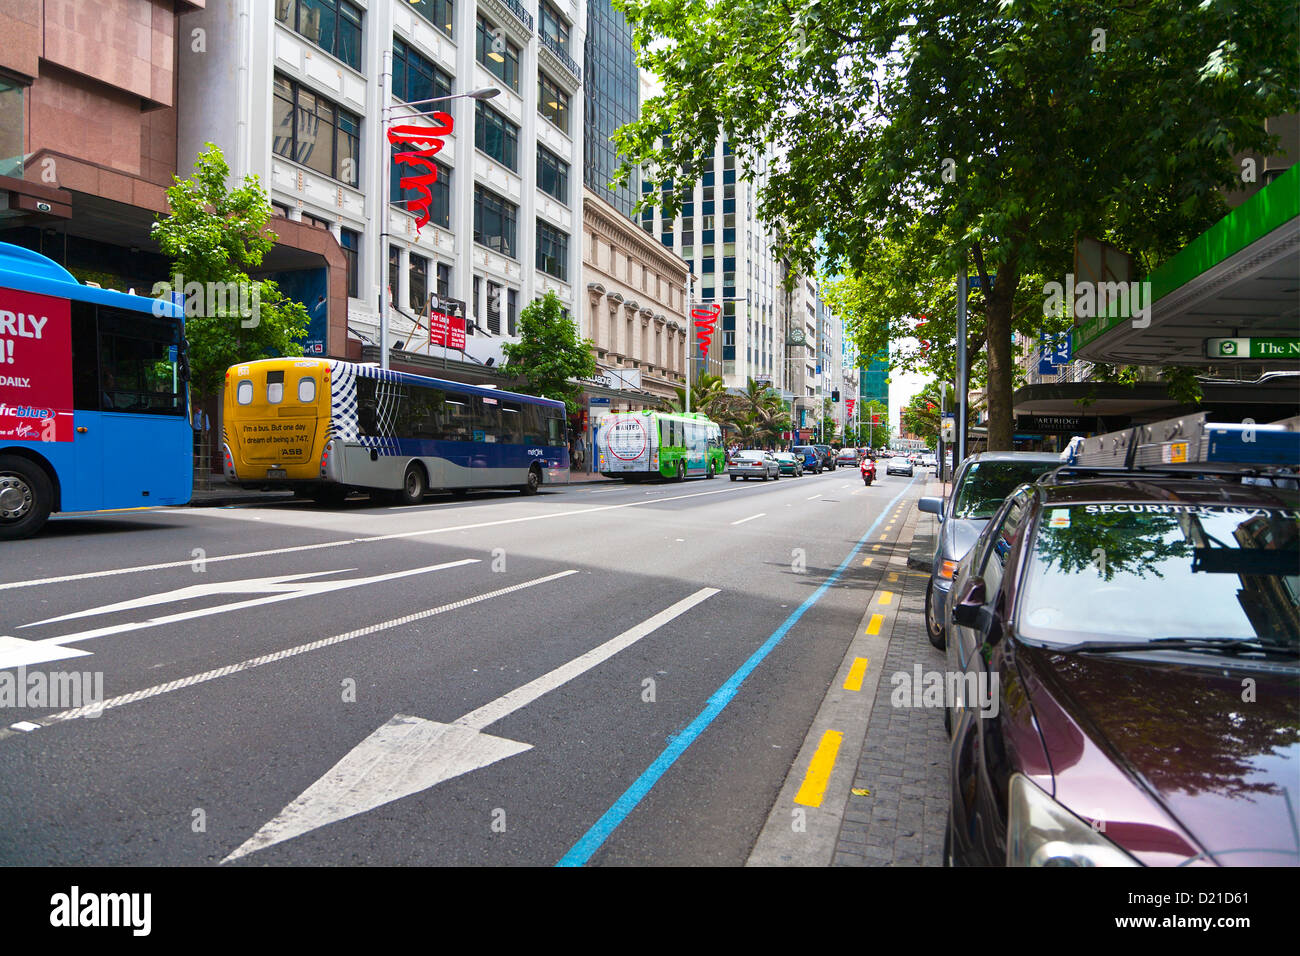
1070, 412, 1299, 470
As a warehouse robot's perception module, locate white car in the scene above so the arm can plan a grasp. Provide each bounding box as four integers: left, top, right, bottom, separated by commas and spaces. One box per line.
728, 449, 780, 481
886, 457, 915, 477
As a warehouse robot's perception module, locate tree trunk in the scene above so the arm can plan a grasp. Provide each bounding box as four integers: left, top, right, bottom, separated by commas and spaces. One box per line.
982, 265, 1018, 451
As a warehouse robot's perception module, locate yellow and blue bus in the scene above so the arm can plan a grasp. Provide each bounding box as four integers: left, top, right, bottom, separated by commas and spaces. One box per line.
0, 243, 190, 539
223, 358, 570, 503
595, 410, 725, 481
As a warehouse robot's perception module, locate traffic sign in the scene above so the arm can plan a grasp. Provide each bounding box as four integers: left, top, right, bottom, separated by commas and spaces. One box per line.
1206, 337, 1299, 359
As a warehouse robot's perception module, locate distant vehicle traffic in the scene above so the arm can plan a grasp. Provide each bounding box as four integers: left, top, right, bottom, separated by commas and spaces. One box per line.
835, 448, 861, 467
773, 451, 804, 476
791, 445, 823, 473
1, 243, 191, 539
224, 358, 570, 502
886, 456, 915, 477
812, 444, 836, 470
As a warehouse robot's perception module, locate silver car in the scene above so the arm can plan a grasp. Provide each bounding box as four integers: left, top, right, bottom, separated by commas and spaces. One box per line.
728, 449, 780, 481
885, 457, 915, 477
917, 451, 1062, 649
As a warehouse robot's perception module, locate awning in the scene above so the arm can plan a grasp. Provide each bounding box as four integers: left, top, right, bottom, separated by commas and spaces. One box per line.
1073, 164, 1299, 368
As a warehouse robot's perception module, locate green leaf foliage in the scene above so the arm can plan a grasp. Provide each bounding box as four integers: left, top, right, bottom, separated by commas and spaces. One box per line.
500, 290, 598, 416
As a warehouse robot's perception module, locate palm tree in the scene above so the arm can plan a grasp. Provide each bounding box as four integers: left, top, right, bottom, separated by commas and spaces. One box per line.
668, 372, 726, 417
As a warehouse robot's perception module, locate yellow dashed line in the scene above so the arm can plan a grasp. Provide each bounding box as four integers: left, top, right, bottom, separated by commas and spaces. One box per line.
865, 613, 884, 635
888, 572, 899, 583
872, 544, 881, 551
862, 556, 873, 566
878, 591, 894, 606
879, 533, 888, 541
843, 657, 870, 691
794, 730, 844, 808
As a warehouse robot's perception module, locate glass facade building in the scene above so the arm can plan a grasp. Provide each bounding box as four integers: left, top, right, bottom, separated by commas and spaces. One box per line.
584, 0, 639, 218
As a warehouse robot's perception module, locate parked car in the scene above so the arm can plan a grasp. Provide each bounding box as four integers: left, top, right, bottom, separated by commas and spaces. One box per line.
943, 468, 1300, 867
917, 452, 1061, 649
813, 444, 836, 470
860, 456, 876, 485
835, 447, 861, 468
773, 452, 804, 477
791, 445, 824, 474
885, 457, 915, 477
728, 449, 780, 481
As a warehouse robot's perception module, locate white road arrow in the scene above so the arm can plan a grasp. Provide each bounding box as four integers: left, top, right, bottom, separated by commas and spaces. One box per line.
0, 560, 478, 669
222, 586, 721, 863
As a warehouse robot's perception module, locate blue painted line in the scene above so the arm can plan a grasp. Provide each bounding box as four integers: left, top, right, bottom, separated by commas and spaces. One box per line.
556, 477, 918, 866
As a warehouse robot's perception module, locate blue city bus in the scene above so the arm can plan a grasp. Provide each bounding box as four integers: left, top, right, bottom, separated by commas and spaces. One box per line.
0, 243, 191, 539
223, 358, 570, 502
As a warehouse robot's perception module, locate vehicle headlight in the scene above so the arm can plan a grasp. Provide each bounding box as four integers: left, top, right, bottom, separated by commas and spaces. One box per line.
1007, 774, 1139, 867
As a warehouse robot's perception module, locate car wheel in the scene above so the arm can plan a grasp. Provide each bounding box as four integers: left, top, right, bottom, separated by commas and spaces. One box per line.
944, 817, 957, 867
925, 581, 946, 650
730, 475, 737, 481
0, 455, 54, 540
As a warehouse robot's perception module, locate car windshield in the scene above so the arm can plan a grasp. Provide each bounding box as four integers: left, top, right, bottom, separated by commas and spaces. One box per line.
735, 451, 761, 460
952, 461, 1058, 518
1019, 504, 1300, 647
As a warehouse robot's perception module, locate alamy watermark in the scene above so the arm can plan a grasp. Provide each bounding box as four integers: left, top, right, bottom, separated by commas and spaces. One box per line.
151, 273, 261, 328
890, 664, 999, 717
1043, 274, 1153, 329
0, 666, 104, 716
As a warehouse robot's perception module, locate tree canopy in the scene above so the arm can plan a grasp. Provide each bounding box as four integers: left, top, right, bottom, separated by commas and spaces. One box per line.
613, 0, 1299, 448
501, 290, 598, 416
152, 143, 309, 402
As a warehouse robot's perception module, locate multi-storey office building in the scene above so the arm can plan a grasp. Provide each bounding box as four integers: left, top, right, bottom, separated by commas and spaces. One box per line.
179, 0, 586, 369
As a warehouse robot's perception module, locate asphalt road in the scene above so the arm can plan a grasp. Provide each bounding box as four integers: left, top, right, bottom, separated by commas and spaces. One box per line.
0, 467, 921, 866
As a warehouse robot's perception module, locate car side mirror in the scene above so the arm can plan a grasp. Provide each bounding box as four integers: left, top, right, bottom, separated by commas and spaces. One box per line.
952, 577, 987, 628
918, 496, 944, 517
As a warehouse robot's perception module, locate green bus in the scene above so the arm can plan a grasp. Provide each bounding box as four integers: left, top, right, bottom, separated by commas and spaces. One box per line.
595, 410, 726, 481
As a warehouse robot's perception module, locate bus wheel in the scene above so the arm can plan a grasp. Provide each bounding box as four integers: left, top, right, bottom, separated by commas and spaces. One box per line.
521, 465, 542, 495
0, 455, 53, 540
398, 463, 427, 505
675, 461, 685, 482
706, 462, 715, 479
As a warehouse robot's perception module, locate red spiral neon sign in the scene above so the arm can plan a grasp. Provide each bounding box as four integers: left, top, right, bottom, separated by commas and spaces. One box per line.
691, 304, 722, 359
388, 114, 453, 232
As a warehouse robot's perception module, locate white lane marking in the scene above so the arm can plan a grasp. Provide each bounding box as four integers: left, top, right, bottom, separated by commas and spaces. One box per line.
0, 486, 745, 592
0, 561, 478, 668
730, 513, 766, 526
223, 587, 719, 862
3, 570, 580, 736
9, 721, 39, 732
806, 494, 822, 501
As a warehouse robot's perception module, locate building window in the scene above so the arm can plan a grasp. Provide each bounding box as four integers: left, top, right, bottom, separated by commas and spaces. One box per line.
409, 252, 429, 313
507, 289, 518, 336
538, 73, 569, 132
273, 74, 360, 186
437, 262, 452, 299
538, 0, 570, 53
475, 100, 519, 171
474, 185, 518, 258
340, 228, 360, 298
486, 280, 503, 334
392, 37, 452, 106
476, 16, 520, 91
536, 220, 569, 281
388, 244, 400, 304
408, 0, 454, 39
390, 143, 450, 228
277, 0, 362, 70
536, 146, 569, 204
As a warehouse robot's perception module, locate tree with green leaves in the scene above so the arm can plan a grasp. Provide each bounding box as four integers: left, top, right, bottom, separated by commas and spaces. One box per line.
501, 290, 597, 416
151, 143, 309, 406
614, 0, 1298, 449
669, 371, 726, 417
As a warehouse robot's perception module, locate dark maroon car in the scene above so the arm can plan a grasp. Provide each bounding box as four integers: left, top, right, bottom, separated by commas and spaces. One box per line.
944, 470, 1300, 867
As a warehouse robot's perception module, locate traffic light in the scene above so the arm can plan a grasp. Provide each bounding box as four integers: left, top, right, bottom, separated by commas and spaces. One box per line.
832, 389, 840, 402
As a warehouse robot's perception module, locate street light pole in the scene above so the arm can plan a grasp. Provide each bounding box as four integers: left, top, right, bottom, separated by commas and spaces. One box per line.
377, 77, 500, 370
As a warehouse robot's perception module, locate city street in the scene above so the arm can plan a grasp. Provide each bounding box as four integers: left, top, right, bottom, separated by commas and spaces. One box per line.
0, 471, 933, 866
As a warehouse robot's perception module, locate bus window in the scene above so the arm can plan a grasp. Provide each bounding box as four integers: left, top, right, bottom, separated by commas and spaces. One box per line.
443, 397, 472, 441
236, 380, 254, 405
266, 370, 285, 404
71, 301, 99, 411
476, 396, 501, 442
521, 404, 546, 445
98, 307, 185, 415
546, 413, 564, 447
500, 402, 523, 444
298, 377, 316, 403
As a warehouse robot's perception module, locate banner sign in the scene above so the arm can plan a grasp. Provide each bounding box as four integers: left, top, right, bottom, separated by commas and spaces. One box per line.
0, 286, 73, 443
389, 114, 453, 232
429, 294, 466, 350
691, 303, 721, 359
1038, 330, 1071, 375
845, 398, 856, 419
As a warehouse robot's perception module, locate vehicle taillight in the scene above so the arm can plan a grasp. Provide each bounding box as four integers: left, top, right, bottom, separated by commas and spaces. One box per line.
321, 440, 331, 477
938, 559, 958, 580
